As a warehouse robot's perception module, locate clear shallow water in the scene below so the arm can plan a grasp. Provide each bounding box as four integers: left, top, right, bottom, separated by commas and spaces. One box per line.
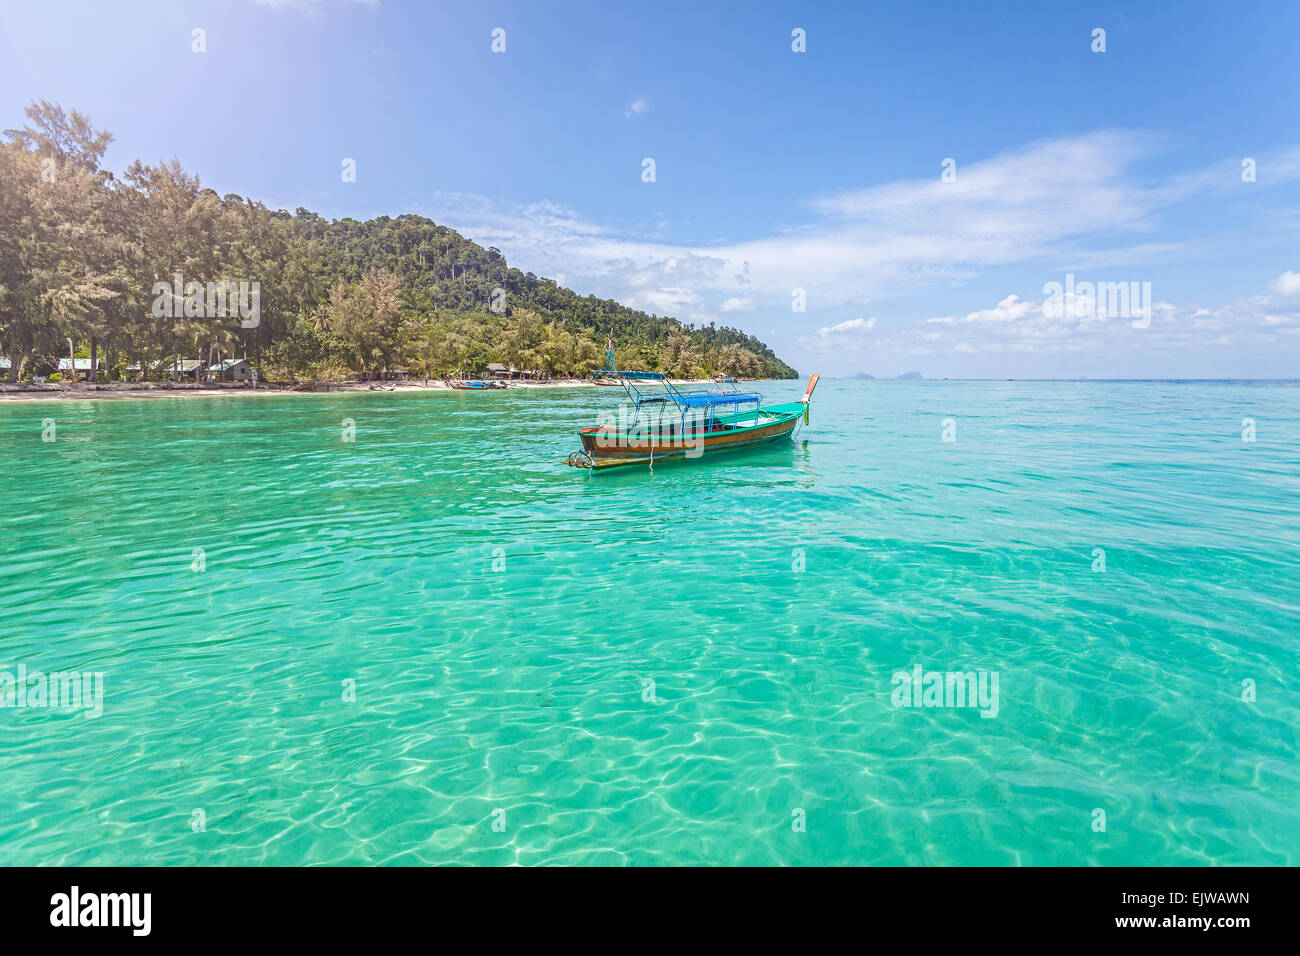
1, 380, 1298, 866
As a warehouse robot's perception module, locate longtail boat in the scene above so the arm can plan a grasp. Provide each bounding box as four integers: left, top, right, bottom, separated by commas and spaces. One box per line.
564, 372, 819, 471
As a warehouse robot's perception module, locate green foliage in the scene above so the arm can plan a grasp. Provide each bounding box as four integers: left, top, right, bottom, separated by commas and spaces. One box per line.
0, 101, 797, 383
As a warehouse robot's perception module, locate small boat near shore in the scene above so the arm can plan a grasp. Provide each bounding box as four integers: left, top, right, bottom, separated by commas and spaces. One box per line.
565, 372, 818, 471
447, 379, 506, 390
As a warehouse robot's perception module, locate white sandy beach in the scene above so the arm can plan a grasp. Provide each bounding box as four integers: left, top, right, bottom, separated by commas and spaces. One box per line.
0, 378, 718, 402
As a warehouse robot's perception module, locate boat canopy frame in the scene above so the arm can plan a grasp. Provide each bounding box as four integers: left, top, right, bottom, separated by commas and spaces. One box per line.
608, 370, 763, 433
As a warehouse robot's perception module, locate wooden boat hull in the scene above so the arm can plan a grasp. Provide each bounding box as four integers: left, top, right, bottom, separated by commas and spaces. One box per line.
568, 402, 805, 469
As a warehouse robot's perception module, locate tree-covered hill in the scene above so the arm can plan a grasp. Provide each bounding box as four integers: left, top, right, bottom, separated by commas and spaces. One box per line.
0, 101, 797, 383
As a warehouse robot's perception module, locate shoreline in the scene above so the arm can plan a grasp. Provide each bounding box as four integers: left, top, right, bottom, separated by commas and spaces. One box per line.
0, 378, 722, 403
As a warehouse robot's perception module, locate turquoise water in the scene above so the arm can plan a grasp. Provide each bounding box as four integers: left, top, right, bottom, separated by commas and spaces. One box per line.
2, 380, 1298, 866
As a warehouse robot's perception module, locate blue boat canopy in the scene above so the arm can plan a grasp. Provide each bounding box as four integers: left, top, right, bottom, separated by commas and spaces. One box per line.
593, 364, 764, 426
677, 391, 761, 408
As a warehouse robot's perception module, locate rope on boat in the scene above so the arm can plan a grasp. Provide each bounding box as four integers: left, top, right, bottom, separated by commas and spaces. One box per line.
565, 449, 594, 470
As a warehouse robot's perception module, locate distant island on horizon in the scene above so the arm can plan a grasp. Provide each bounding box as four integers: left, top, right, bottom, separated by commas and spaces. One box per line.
846, 371, 924, 381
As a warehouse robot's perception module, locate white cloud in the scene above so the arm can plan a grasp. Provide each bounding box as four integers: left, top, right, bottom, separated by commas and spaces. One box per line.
251, 0, 376, 12
251, 0, 322, 10
870, 280, 1300, 360
424, 134, 1300, 346
813, 131, 1165, 233
628, 286, 702, 316
625, 98, 650, 118
928, 294, 1036, 325
1268, 269, 1300, 297
819, 317, 876, 335
798, 317, 877, 350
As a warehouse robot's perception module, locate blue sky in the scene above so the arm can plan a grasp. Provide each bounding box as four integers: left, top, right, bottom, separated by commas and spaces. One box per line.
3, 0, 1299, 377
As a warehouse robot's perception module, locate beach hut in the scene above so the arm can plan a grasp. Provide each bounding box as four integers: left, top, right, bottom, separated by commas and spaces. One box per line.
171, 359, 203, 381
208, 358, 255, 382
126, 360, 165, 381
56, 358, 99, 381
485, 362, 512, 381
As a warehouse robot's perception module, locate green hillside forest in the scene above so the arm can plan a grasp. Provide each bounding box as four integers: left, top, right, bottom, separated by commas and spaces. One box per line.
0, 101, 797, 383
